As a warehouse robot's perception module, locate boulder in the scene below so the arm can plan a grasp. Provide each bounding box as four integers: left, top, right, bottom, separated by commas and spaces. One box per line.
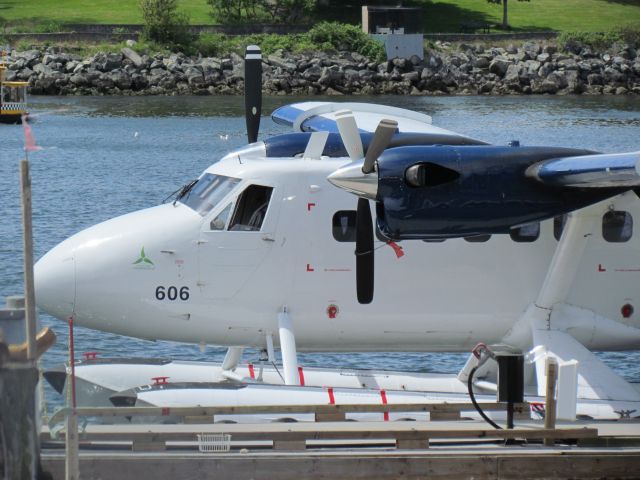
473, 56, 490, 69
108, 71, 132, 90
489, 56, 511, 77
267, 54, 296, 71
121, 48, 143, 68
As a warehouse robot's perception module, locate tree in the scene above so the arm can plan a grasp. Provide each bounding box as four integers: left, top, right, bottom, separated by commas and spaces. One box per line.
207, 0, 261, 23
207, 0, 314, 24
486, 0, 531, 29
261, 0, 315, 23
139, 0, 191, 45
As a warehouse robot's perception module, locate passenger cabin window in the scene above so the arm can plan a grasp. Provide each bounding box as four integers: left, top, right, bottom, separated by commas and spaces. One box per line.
179, 173, 240, 216
603, 211, 632, 242
464, 235, 491, 243
332, 211, 357, 242
510, 223, 540, 242
210, 204, 232, 230
554, 215, 568, 241
229, 184, 273, 231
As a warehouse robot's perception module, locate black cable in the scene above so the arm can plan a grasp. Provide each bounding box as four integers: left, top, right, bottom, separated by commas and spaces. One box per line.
467, 365, 502, 430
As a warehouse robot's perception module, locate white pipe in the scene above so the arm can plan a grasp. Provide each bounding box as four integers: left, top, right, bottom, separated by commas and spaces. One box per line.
278, 308, 299, 386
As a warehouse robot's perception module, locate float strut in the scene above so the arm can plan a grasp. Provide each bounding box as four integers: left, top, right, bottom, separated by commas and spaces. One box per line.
265, 333, 276, 363
278, 307, 299, 385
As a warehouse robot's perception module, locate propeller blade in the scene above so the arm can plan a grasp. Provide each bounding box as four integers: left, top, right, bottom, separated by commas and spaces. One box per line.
356, 197, 374, 304
335, 110, 364, 161
363, 119, 398, 174
244, 45, 262, 143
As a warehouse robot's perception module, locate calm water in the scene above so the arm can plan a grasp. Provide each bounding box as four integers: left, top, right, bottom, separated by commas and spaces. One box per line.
1, 94, 640, 409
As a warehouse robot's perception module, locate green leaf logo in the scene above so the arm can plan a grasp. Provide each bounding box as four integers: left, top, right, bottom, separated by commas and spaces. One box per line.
133, 247, 154, 266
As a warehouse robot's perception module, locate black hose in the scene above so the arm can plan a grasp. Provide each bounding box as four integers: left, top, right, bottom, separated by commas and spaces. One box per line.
467, 365, 502, 430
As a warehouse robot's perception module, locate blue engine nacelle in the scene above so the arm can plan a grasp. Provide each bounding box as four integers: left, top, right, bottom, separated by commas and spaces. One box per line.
375, 145, 624, 240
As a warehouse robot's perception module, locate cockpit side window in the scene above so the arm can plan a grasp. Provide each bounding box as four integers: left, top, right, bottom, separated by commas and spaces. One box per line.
228, 185, 273, 231
179, 173, 240, 216
210, 204, 232, 230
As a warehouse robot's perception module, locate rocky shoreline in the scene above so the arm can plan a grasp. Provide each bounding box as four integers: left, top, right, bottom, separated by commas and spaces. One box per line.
4, 40, 640, 96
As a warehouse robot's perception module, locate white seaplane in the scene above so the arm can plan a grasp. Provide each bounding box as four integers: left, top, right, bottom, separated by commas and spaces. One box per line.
36, 47, 640, 421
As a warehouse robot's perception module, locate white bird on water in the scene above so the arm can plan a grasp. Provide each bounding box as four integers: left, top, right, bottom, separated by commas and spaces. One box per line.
133, 131, 140, 139
218, 134, 229, 140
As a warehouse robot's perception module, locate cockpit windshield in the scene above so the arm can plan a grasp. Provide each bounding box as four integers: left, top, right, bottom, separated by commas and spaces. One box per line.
178, 173, 240, 216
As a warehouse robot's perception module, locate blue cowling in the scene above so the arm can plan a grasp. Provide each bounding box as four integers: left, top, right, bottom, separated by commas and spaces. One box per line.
375, 145, 624, 240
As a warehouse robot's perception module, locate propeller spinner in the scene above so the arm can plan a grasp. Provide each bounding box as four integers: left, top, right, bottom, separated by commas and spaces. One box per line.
329, 111, 398, 304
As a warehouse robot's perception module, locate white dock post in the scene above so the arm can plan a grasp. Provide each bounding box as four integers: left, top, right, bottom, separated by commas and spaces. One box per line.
556, 360, 578, 421
278, 307, 299, 386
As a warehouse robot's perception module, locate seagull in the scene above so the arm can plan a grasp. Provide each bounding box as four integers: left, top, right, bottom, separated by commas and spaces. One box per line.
218, 134, 229, 140
133, 131, 139, 139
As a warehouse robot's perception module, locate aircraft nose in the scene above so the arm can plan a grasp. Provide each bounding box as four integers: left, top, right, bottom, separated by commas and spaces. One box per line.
35, 238, 76, 321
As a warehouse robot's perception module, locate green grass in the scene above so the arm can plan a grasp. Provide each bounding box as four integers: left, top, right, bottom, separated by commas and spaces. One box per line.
0, 0, 639, 32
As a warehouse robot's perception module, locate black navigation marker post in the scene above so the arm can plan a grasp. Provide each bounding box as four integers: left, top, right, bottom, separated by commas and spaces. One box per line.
244, 45, 262, 144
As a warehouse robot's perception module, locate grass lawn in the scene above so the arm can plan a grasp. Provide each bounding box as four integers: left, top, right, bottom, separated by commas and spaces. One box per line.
0, 0, 638, 32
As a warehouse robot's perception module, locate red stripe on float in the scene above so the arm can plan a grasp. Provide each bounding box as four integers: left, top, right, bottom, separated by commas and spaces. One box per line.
380, 390, 389, 421
298, 366, 305, 386
327, 387, 335, 405
248, 364, 255, 379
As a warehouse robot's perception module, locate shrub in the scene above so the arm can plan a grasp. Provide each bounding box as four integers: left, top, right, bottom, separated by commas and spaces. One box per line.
139, 0, 193, 48
558, 26, 640, 52
308, 22, 385, 61
190, 23, 385, 62
619, 25, 640, 48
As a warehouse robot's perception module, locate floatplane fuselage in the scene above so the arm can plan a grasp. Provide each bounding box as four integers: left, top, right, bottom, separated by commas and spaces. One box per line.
34, 144, 640, 353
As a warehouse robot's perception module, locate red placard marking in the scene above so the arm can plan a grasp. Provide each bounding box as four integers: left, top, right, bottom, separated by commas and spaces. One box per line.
327, 387, 335, 405
598, 263, 606, 272
380, 390, 389, 421
306, 263, 315, 272
161, 407, 171, 416
387, 241, 405, 259
298, 366, 306, 386
248, 364, 255, 379
152, 376, 169, 385
307, 203, 316, 211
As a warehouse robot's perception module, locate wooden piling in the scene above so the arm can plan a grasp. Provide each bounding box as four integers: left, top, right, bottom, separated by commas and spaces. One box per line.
544, 357, 558, 446
19, 159, 37, 362
0, 365, 39, 479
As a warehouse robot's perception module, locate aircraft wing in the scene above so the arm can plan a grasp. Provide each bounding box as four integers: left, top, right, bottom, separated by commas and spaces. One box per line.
272, 102, 479, 141
527, 151, 640, 188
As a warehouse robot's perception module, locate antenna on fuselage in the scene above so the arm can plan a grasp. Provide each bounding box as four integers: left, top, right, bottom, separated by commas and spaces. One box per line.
244, 45, 262, 144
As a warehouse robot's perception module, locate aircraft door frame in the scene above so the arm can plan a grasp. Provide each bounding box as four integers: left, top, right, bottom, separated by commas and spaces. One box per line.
198, 181, 281, 300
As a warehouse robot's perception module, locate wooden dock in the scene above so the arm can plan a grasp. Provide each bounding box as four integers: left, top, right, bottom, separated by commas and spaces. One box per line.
40, 417, 640, 479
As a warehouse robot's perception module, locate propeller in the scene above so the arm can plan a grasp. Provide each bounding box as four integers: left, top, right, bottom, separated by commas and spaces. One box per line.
244, 45, 262, 143
331, 111, 398, 304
